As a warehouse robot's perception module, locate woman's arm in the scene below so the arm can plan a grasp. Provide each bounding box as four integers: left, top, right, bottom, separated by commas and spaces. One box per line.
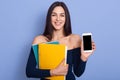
72, 48, 87, 77
26, 48, 51, 78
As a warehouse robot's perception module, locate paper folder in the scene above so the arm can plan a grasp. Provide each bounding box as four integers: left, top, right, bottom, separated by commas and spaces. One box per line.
32, 41, 59, 65
32, 44, 38, 64
38, 43, 67, 80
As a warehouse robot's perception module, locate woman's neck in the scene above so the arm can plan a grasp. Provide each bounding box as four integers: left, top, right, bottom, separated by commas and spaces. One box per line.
52, 30, 65, 41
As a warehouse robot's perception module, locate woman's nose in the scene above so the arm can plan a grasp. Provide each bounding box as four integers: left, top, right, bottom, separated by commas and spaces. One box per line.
56, 16, 60, 21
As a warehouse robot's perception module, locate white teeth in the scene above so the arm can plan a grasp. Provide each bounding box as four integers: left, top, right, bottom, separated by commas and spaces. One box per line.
55, 22, 61, 25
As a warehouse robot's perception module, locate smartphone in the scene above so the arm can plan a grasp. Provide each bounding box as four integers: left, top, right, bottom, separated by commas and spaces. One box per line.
82, 33, 92, 52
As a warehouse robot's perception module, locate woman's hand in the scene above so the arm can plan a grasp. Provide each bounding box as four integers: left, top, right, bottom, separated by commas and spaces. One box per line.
81, 41, 96, 62
50, 59, 68, 76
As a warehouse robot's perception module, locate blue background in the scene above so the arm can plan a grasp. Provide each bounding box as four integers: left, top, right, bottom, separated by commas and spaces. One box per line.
0, 0, 120, 80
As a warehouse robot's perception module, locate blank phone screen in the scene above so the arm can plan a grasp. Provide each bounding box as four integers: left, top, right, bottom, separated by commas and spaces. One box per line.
83, 35, 92, 50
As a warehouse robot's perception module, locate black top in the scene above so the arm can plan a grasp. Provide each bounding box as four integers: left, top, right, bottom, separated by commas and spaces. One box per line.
26, 47, 86, 80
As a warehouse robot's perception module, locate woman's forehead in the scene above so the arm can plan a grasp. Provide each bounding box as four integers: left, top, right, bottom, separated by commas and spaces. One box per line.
52, 6, 65, 13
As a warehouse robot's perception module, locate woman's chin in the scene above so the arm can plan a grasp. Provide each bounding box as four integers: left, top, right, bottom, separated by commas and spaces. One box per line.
54, 26, 63, 30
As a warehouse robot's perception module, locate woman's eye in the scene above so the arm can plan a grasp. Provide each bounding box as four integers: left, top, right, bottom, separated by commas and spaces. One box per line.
61, 15, 65, 17
60, 14, 65, 17
51, 14, 56, 16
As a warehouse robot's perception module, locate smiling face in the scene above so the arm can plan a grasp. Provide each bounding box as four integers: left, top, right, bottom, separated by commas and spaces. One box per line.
51, 6, 66, 31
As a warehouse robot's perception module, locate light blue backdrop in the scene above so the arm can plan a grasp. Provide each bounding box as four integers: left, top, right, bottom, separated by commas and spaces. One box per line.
0, 0, 120, 80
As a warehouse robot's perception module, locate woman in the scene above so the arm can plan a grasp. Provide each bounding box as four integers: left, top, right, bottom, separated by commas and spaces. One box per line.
26, 1, 96, 80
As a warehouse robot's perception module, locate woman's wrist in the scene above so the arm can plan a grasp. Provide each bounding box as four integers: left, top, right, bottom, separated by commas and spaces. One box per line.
80, 55, 88, 62
50, 69, 54, 76
50, 69, 57, 76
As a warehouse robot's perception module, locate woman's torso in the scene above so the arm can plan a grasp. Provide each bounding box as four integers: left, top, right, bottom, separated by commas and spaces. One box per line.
33, 34, 81, 80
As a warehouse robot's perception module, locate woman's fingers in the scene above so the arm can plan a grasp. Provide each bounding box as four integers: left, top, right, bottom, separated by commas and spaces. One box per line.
92, 41, 96, 50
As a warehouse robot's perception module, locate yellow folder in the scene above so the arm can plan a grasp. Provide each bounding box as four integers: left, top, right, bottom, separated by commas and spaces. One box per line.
38, 43, 67, 80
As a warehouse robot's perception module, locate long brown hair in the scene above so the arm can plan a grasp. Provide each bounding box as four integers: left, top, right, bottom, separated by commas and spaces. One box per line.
43, 1, 72, 40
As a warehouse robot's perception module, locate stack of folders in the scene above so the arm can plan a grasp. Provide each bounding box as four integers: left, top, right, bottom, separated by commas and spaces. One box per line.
32, 41, 67, 80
